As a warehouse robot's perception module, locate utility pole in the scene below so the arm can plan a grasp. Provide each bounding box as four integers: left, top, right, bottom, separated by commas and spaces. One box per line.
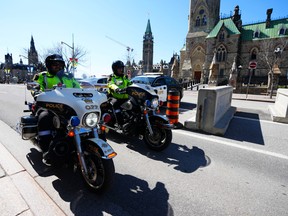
61, 34, 75, 76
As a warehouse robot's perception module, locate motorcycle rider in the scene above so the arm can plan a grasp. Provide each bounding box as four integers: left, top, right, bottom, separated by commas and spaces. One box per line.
33, 54, 80, 166
34, 54, 80, 91
107, 60, 132, 125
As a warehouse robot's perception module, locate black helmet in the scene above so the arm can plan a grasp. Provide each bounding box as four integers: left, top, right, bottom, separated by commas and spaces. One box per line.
45, 54, 65, 70
112, 60, 125, 74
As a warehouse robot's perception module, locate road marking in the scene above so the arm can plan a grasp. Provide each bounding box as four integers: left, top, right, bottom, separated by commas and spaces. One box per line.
174, 130, 288, 160
234, 116, 287, 125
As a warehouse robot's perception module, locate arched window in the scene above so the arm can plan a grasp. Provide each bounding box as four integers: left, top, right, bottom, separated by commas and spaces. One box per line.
195, 16, 200, 27
216, 45, 227, 62
202, 15, 207, 26
253, 29, 260, 38
250, 48, 257, 60
279, 27, 286, 35
195, 9, 207, 27
219, 31, 225, 42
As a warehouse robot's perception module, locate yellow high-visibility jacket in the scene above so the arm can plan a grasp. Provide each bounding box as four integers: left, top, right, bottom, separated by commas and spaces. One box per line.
107, 74, 132, 99
34, 71, 80, 91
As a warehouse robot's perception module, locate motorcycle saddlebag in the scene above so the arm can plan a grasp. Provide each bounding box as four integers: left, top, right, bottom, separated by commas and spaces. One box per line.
20, 115, 38, 140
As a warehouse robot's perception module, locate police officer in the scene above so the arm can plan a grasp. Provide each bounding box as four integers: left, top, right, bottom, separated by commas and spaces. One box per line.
108, 60, 132, 99
107, 60, 132, 125
34, 54, 80, 91
34, 54, 80, 166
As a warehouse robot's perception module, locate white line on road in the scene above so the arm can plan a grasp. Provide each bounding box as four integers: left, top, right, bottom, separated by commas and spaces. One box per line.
233, 116, 288, 125
174, 130, 288, 160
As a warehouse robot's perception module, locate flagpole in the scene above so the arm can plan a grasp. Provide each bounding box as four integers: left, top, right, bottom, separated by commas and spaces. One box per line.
72, 34, 75, 77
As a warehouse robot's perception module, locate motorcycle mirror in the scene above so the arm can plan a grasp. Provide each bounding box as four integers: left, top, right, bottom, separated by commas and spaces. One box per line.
26, 82, 40, 91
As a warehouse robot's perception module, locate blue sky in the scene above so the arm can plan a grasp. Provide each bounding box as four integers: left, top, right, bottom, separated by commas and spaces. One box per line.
0, 0, 287, 78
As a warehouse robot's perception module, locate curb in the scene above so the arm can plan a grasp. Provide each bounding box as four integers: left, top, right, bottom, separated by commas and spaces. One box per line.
0, 120, 65, 216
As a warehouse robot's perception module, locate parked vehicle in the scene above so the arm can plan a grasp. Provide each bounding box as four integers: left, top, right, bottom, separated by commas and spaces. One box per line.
17, 83, 117, 192
100, 84, 173, 151
79, 77, 108, 93
131, 75, 183, 102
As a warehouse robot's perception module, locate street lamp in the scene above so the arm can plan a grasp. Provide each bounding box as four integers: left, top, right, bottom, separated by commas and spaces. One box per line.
61, 34, 75, 76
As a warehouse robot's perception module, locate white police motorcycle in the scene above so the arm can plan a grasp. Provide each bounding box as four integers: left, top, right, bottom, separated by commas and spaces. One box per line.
18, 83, 117, 192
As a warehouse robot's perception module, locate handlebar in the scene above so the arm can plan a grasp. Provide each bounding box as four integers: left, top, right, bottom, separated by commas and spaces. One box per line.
116, 88, 127, 94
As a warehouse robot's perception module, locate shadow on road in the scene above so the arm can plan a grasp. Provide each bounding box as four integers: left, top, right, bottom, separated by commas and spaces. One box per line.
26, 147, 173, 216
160, 101, 196, 114
107, 131, 210, 173
225, 113, 265, 145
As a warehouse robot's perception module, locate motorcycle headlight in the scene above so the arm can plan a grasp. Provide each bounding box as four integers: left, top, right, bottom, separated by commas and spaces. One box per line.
83, 112, 99, 128
151, 98, 159, 109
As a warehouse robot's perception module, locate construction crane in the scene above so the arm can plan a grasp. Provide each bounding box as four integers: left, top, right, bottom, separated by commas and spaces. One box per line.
105, 35, 134, 64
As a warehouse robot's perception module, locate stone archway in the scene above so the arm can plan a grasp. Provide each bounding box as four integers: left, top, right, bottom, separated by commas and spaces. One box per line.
190, 46, 205, 81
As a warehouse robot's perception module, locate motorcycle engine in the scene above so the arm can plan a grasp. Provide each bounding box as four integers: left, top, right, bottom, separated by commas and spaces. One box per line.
122, 111, 138, 134
49, 138, 70, 157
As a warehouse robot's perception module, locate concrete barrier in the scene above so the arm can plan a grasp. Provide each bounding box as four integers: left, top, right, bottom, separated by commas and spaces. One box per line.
184, 86, 236, 135
268, 88, 288, 123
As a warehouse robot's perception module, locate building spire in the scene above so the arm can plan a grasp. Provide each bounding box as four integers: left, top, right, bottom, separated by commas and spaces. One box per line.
145, 19, 152, 34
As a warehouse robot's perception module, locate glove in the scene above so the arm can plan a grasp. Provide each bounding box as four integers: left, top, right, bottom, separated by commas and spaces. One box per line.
115, 88, 126, 94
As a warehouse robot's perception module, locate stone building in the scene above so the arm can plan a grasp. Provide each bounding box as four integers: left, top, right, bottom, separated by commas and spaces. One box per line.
0, 36, 40, 83
130, 19, 178, 78
180, 0, 288, 89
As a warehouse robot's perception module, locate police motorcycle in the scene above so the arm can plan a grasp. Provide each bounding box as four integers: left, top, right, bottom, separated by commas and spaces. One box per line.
17, 82, 117, 192
100, 84, 173, 151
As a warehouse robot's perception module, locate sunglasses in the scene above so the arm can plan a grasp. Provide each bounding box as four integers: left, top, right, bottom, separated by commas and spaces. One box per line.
51, 62, 63, 67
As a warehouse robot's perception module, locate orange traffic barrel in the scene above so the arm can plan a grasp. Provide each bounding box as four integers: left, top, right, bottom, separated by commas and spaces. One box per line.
166, 90, 180, 125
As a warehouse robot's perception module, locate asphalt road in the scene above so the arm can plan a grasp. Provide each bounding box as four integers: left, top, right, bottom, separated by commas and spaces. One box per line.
0, 84, 288, 216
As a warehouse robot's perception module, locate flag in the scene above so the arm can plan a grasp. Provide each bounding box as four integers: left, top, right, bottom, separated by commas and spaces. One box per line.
69, 58, 78, 67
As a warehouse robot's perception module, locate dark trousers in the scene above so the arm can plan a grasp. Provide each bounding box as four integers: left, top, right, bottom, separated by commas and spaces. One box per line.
37, 110, 54, 153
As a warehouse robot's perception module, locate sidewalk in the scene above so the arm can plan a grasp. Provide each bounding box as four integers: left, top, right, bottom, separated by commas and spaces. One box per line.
0, 123, 64, 216
232, 93, 276, 103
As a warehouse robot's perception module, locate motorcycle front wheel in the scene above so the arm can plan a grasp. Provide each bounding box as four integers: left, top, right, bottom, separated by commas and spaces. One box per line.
81, 147, 115, 193
143, 125, 172, 151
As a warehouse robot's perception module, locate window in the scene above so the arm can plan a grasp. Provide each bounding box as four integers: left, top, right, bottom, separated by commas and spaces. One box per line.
216, 45, 226, 62
165, 77, 177, 85
202, 15, 207, 26
219, 31, 225, 42
279, 27, 286, 35
250, 49, 257, 60
219, 69, 224, 78
154, 78, 166, 86
253, 29, 260, 38
196, 16, 200, 27
195, 9, 207, 27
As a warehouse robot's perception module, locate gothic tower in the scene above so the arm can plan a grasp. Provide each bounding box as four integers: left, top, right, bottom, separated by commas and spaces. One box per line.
142, 19, 154, 73
181, 0, 220, 81
28, 36, 39, 65
188, 0, 220, 34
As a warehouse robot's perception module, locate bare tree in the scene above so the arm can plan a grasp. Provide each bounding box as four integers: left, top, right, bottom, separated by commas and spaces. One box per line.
260, 38, 288, 98
43, 42, 88, 74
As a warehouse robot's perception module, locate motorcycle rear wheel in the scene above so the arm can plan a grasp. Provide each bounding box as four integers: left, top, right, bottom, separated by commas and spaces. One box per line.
81, 147, 115, 193
143, 125, 172, 151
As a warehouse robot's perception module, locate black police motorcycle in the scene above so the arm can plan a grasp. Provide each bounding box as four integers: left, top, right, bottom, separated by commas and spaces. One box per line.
100, 84, 173, 151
